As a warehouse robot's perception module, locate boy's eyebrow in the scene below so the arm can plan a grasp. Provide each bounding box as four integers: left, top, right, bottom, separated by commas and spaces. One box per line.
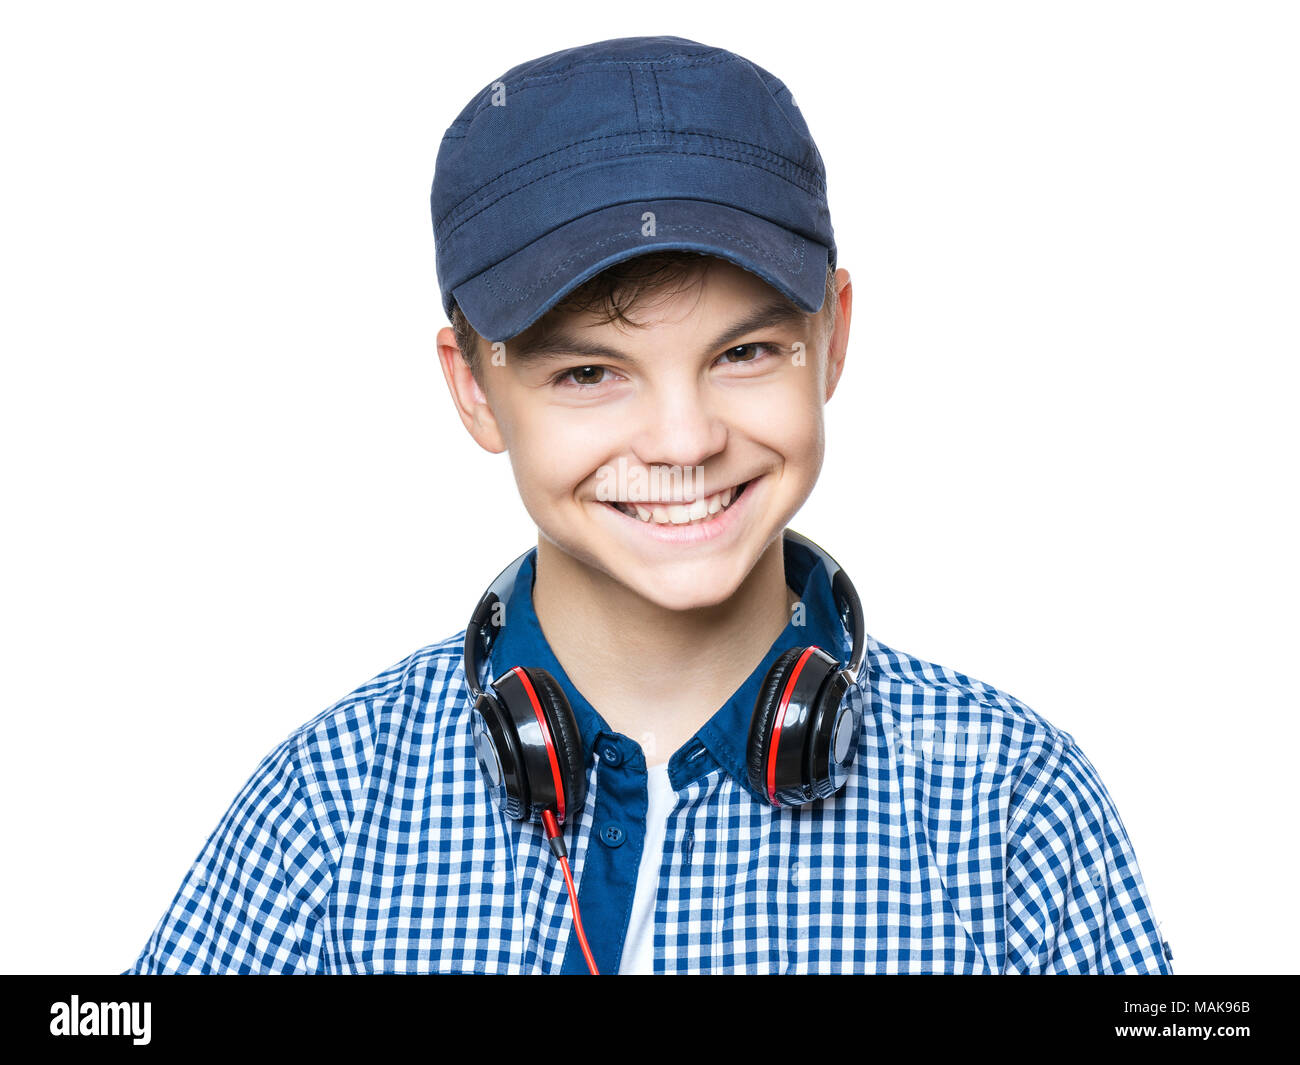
506, 297, 810, 366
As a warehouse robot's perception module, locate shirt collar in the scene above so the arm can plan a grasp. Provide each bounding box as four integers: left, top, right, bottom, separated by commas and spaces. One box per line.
485, 535, 852, 804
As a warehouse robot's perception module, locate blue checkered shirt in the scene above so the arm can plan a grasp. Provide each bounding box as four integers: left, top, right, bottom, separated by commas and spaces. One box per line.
125, 550, 1172, 975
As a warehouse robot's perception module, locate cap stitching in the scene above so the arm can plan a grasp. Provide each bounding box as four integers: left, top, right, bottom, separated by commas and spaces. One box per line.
436, 140, 821, 240
437, 128, 822, 233
628, 68, 642, 130
441, 150, 823, 247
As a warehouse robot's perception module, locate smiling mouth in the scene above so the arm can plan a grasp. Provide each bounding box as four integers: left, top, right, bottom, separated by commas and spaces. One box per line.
601, 479, 753, 526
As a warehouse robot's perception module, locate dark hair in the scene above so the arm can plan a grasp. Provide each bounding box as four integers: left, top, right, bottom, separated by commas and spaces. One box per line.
450, 251, 838, 384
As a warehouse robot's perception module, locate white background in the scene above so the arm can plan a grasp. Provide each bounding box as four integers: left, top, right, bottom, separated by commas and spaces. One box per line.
2, 0, 1295, 975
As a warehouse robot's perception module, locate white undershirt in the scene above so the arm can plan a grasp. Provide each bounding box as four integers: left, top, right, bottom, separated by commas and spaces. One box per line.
617, 761, 674, 975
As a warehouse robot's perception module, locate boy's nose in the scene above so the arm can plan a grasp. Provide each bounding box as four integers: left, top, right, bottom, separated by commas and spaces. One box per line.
629, 386, 728, 471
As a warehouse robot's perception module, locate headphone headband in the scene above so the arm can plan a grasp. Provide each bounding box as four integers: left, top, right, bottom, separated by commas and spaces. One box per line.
463, 547, 530, 701
781, 529, 866, 685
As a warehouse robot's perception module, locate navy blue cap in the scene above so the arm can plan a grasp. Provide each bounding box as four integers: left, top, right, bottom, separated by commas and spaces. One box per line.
431, 36, 836, 343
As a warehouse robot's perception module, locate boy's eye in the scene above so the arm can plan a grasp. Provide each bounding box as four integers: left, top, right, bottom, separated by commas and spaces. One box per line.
719, 343, 777, 364
556, 365, 608, 388
551, 343, 782, 389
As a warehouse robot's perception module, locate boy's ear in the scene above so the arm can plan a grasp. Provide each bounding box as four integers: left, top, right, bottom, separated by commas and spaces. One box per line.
824, 268, 853, 402
436, 327, 507, 454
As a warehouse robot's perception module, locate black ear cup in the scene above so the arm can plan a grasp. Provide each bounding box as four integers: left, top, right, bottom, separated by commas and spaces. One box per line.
807, 670, 859, 801
747, 647, 804, 798
473, 665, 586, 824
471, 689, 528, 821
747, 645, 844, 806
519, 667, 587, 822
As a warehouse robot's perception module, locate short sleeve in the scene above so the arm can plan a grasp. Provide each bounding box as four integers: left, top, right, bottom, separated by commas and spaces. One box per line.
123, 736, 335, 974
1002, 735, 1172, 974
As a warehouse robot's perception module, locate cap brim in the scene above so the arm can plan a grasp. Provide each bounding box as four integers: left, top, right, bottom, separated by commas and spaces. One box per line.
450, 199, 831, 342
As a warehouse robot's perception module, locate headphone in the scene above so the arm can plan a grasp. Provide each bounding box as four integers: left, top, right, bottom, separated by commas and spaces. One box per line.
463, 528, 867, 822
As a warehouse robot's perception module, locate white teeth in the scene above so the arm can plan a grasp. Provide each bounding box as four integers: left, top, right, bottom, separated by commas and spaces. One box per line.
612, 481, 747, 525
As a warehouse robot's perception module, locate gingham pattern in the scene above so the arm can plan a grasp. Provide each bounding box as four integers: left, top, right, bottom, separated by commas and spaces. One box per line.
125, 631, 1172, 974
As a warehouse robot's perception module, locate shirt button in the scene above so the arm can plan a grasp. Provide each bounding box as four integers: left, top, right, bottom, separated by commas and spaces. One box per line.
600, 822, 626, 848
598, 742, 623, 767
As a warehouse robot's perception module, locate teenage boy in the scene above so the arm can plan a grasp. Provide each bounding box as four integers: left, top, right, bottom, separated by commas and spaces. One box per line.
126, 36, 1172, 974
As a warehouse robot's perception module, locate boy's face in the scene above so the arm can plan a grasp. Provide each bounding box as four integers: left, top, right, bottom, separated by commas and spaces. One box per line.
439, 259, 852, 612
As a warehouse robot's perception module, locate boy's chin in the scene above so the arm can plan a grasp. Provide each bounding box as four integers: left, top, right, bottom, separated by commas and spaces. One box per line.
613, 568, 749, 613
584, 528, 778, 613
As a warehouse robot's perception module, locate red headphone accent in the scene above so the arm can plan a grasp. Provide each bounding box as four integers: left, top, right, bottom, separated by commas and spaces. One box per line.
510, 666, 566, 825
767, 646, 818, 806
540, 809, 598, 974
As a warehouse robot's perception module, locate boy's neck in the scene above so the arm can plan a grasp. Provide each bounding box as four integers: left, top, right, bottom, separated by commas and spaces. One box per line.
532, 537, 794, 767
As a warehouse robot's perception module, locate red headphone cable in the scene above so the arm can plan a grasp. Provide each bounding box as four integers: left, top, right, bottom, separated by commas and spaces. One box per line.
541, 809, 599, 975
